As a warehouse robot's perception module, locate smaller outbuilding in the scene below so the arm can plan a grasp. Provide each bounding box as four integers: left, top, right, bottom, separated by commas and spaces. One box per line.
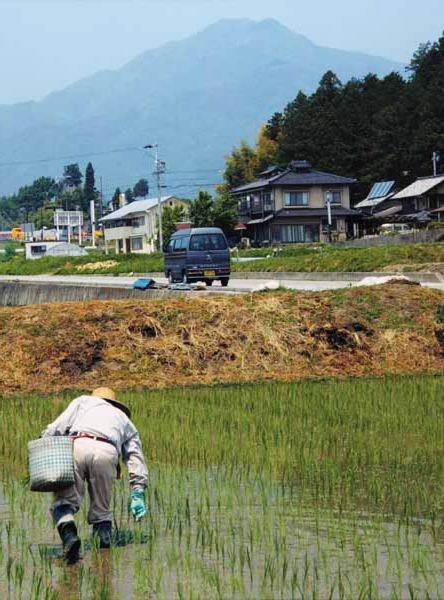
25, 242, 88, 260
390, 175, 444, 212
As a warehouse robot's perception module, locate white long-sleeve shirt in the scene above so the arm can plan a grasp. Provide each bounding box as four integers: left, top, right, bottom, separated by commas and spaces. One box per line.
41, 395, 148, 489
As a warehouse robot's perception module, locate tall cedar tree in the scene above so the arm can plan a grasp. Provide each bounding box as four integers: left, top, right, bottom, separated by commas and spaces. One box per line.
84, 162, 97, 211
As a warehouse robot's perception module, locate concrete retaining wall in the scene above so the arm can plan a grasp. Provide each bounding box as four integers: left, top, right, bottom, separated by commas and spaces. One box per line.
229, 271, 441, 282
0, 282, 192, 306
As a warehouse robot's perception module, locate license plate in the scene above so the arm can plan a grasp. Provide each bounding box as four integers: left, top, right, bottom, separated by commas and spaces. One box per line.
204, 270, 216, 277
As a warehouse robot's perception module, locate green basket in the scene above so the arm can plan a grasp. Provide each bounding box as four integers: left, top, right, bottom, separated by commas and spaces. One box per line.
28, 437, 75, 492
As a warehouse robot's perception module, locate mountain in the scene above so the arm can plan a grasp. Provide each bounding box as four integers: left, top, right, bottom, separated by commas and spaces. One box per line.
0, 18, 404, 197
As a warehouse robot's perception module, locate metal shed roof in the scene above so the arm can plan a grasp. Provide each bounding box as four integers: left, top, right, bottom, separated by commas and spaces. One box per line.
100, 196, 175, 222
391, 176, 444, 200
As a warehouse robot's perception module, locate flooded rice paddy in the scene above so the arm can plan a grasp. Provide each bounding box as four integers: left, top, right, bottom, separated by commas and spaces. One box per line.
1, 376, 444, 598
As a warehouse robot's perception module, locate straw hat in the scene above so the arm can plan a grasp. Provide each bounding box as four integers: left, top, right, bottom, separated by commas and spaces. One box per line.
92, 387, 131, 419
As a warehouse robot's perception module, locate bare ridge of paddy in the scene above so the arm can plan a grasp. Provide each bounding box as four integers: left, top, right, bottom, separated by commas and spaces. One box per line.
0, 283, 443, 396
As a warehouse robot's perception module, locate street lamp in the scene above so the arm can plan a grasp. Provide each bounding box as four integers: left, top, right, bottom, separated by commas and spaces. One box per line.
144, 143, 166, 250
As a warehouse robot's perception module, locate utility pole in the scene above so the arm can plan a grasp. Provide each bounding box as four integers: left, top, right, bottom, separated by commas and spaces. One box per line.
144, 143, 166, 250
90, 199, 96, 248
99, 176, 103, 220
433, 151, 441, 177
326, 192, 333, 243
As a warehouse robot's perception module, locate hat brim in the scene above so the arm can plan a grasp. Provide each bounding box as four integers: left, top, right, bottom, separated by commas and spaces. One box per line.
106, 399, 131, 419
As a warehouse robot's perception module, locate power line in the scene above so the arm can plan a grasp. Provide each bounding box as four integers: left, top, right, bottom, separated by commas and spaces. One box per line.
0, 146, 143, 168
0, 146, 224, 174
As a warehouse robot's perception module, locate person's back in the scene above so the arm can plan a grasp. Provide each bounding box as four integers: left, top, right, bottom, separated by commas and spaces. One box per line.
41, 387, 148, 563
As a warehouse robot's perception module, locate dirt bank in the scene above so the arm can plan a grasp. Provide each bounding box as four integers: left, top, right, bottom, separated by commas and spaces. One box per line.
1, 282, 444, 396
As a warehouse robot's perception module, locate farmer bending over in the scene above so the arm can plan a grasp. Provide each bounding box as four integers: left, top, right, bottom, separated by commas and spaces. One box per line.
41, 387, 148, 563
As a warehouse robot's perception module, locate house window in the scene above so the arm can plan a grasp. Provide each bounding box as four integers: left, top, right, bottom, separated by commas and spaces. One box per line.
278, 224, 319, 243
131, 237, 143, 251
325, 190, 342, 205
284, 191, 309, 206
262, 192, 273, 210
252, 195, 262, 212
31, 245, 47, 254
132, 216, 145, 228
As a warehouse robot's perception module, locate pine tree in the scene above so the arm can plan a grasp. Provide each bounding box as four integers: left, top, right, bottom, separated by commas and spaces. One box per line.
125, 188, 135, 204
63, 164, 82, 188
133, 178, 149, 198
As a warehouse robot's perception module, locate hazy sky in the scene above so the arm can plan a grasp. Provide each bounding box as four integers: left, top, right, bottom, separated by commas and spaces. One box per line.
1, 0, 443, 105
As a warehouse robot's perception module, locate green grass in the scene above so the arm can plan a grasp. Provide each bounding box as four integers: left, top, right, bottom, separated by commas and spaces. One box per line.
2, 376, 444, 597
0, 252, 164, 275
233, 242, 444, 272
2, 242, 444, 276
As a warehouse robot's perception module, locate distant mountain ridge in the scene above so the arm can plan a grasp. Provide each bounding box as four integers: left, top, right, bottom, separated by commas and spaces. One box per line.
0, 18, 404, 196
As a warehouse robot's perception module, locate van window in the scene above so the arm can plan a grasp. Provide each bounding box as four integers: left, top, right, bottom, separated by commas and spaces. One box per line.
189, 234, 227, 251
173, 237, 186, 252
167, 240, 175, 253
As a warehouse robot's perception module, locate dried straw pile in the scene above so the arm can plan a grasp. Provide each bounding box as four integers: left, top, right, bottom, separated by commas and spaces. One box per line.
1, 283, 443, 396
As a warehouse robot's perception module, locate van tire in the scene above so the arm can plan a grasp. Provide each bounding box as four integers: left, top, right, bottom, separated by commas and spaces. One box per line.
221, 278, 229, 287
168, 271, 174, 284
205, 279, 213, 287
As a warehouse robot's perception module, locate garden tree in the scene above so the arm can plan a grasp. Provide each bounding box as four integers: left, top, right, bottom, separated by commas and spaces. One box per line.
125, 188, 135, 204
28, 207, 56, 230
84, 162, 97, 211
222, 141, 257, 190
59, 188, 85, 212
63, 163, 83, 188
15, 177, 58, 221
162, 204, 186, 246
189, 190, 214, 227
133, 178, 149, 198
212, 191, 239, 234
111, 187, 121, 211
253, 125, 280, 175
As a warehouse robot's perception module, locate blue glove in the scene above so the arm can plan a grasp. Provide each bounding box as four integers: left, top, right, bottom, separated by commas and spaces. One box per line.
131, 488, 146, 521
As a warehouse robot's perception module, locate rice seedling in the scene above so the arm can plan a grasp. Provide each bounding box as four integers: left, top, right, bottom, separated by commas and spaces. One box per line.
1, 375, 444, 597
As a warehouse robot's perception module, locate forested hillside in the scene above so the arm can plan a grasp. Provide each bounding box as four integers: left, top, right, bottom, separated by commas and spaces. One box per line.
223, 34, 444, 200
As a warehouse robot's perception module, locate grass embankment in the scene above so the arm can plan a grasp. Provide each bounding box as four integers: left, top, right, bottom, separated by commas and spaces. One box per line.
235, 242, 444, 272
0, 252, 164, 275
3, 243, 444, 275
1, 282, 444, 396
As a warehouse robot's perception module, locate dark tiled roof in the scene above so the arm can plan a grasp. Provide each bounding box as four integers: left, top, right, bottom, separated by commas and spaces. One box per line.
231, 167, 356, 193
272, 170, 356, 186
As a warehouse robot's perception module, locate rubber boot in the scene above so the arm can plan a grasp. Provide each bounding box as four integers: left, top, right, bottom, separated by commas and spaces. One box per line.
58, 522, 81, 564
92, 521, 112, 549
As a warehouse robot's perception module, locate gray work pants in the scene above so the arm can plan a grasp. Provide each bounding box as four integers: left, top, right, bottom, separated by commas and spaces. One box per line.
51, 438, 118, 526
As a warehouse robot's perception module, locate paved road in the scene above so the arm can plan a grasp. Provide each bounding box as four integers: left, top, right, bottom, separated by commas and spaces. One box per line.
2, 274, 444, 293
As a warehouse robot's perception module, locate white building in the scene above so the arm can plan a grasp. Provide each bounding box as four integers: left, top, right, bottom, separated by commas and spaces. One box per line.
100, 196, 188, 254
25, 241, 88, 260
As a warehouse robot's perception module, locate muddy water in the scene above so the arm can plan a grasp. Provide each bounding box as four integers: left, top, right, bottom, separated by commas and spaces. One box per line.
1, 470, 444, 599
